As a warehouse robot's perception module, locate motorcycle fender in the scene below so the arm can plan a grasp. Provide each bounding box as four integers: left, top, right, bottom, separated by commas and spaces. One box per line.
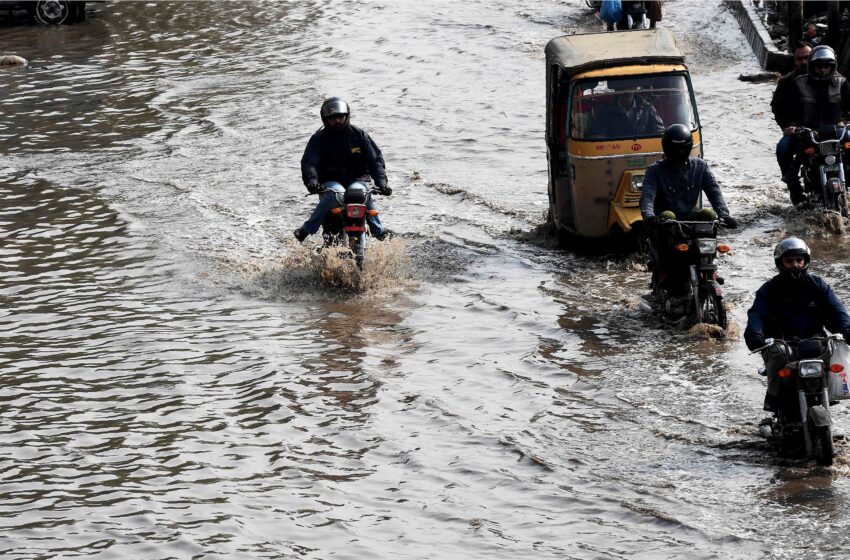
703, 280, 722, 297
808, 405, 832, 428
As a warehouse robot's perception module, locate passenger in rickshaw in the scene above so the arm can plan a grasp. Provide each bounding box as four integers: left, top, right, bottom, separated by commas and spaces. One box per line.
588, 87, 665, 139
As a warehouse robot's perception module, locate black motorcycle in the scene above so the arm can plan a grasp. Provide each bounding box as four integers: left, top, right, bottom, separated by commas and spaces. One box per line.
751, 335, 845, 466
622, 1, 649, 29
793, 125, 850, 216
646, 219, 729, 329
317, 183, 379, 270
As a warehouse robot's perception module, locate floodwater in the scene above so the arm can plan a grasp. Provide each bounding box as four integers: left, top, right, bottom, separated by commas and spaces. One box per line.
2, 1, 850, 558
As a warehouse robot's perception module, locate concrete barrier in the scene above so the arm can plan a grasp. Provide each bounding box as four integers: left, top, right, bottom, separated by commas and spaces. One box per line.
726, 0, 793, 73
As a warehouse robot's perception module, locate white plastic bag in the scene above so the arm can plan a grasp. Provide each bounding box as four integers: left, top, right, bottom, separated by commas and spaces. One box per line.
829, 340, 850, 400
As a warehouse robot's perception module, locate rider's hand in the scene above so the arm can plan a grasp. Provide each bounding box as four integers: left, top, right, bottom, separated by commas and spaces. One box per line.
306, 182, 320, 194
643, 215, 658, 226
719, 214, 738, 229
783, 126, 797, 135
379, 184, 392, 196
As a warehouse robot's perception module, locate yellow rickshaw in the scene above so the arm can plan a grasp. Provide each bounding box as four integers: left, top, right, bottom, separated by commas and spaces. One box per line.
545, 29, 703, 240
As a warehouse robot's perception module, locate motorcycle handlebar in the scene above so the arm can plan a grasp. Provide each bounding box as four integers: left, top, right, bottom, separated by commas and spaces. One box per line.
306, 187, 383, 196
749, 334, 844, 354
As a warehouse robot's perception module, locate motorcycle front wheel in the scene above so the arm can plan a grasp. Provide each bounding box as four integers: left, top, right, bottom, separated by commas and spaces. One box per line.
700, 291, 727, 329
815, 424, 834, 466
349, 236, 365, 271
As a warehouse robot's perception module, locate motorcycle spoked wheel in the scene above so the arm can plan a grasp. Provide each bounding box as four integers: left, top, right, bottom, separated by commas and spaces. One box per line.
698, 291, 727, 329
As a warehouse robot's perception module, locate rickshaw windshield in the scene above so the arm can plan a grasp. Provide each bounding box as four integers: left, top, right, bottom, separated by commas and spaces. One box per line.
570, 74, 696, 141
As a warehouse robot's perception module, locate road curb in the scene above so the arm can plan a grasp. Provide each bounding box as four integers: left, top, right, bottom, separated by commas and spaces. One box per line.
725, 0, 793, 73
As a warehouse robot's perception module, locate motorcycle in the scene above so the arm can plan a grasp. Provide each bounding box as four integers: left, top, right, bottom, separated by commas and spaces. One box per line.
622, 1, 649, 29
646, 219, 730, 329
793, 124, 850, 216
751, 335, 846, 466
316, 183, 380, 270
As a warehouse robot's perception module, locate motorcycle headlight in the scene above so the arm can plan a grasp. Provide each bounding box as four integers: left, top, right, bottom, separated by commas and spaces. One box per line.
628, 175, 643, 193
697, 239, 717, 255
799, 360, 824, 378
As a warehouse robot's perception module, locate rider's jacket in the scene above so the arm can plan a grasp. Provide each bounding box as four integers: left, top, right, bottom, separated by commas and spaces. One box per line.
791, 73, 850, 129
639, 157, 729, 220
770, 67, 807, 130
301, 125, 388, 190
744, 272, 850, 350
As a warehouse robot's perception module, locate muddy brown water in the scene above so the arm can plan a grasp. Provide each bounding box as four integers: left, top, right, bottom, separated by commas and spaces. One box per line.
2, 1, 850, 558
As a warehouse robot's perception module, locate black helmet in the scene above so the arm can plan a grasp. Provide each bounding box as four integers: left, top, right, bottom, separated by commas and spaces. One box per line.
808, 45, 837, 81
320, 97, 350, 127
773, 237, 811, 278
661, 123, 693, 165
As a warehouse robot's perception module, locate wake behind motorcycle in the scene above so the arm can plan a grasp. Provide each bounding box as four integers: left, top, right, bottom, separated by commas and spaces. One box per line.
751, 335, 848, 466
645, 219, 730, 329
316, 183, 380, 270
793, 124, 850, 216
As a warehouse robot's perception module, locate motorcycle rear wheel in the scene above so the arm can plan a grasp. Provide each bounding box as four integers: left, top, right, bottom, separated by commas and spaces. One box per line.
815, 425, 834, 467
700, 291, 727, 329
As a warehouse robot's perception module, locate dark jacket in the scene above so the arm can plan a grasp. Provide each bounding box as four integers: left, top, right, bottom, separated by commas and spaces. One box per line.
770, 68, 807, 130
787, 73, 850, 129
301, 124, 387, 189
639, 157, 730, 219
744, 272, 850, 350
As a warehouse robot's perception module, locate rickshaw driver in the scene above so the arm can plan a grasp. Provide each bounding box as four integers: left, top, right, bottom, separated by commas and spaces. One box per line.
640, 124, 738, 290
588, 88, 665, 139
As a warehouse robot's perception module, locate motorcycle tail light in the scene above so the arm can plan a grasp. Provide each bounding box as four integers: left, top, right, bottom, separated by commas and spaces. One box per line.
799, 360, 823, 378
805, 147, 816, 156
331, 207, 342, 215
717, 244, 730, 253
674, 243, 689, 252
778, 367, 793, 378
346, 205, 366, 219
368, 210, 379, 217
831, 363, 845, 373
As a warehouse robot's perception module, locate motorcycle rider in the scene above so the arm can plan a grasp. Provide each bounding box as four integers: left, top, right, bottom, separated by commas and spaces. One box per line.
780, 45, 850, 206
771, 41, 811, 196
744, 238, 850, 410
640, 124, 737, 292
294, 97, 392, 243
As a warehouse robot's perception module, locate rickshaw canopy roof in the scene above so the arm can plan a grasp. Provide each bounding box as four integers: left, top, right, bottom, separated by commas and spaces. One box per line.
545, 29, 684, 76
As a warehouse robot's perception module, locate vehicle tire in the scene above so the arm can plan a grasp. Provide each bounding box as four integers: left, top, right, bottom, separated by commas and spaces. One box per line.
32, 0, 73, 24
350, 237, 364, 271
70, 1, 86, 23
815, 425, 834, 466
837, 193, 849, 217
701, 291, 727, 329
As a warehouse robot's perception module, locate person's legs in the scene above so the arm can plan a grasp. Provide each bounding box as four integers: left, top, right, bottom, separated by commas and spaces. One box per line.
301, 182, 342, 234
777, 136, 804, 204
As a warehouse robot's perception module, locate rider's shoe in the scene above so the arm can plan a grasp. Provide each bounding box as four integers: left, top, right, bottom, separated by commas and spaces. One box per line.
293, 227, 308, 243
374, 229, 394, 241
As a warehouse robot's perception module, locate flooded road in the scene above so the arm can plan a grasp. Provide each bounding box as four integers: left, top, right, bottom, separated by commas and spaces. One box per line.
2, 0, 850, 558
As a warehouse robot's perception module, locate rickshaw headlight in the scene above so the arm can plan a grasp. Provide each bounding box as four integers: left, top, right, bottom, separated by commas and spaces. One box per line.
628, 176, 643, 193
697, 239, 716, 254
799, 360, 823, 378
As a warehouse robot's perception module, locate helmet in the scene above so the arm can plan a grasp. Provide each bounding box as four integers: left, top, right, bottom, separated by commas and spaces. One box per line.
661, 123, 693, 165
808, 45, 837, 81
773, 237, 811, 278
320, 97, 350, 127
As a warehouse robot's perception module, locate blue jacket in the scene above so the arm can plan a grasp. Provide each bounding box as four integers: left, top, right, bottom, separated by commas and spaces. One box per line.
744, 272, 850, 350
301, 124, 387, 190
640, 157, 729, 219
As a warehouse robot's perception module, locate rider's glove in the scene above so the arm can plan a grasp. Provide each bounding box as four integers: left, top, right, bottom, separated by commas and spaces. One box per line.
379, 184, 392, 196
643, 215, 658, 226
749, 336, 766, 350
306, 182, 320, 194
719, 214, 738, 229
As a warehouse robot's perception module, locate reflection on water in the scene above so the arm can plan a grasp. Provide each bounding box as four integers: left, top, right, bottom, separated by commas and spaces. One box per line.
2, 0, 850, 558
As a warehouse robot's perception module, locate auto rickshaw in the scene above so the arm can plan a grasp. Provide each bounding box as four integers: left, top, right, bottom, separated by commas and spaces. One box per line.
545, 29, 703, 240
